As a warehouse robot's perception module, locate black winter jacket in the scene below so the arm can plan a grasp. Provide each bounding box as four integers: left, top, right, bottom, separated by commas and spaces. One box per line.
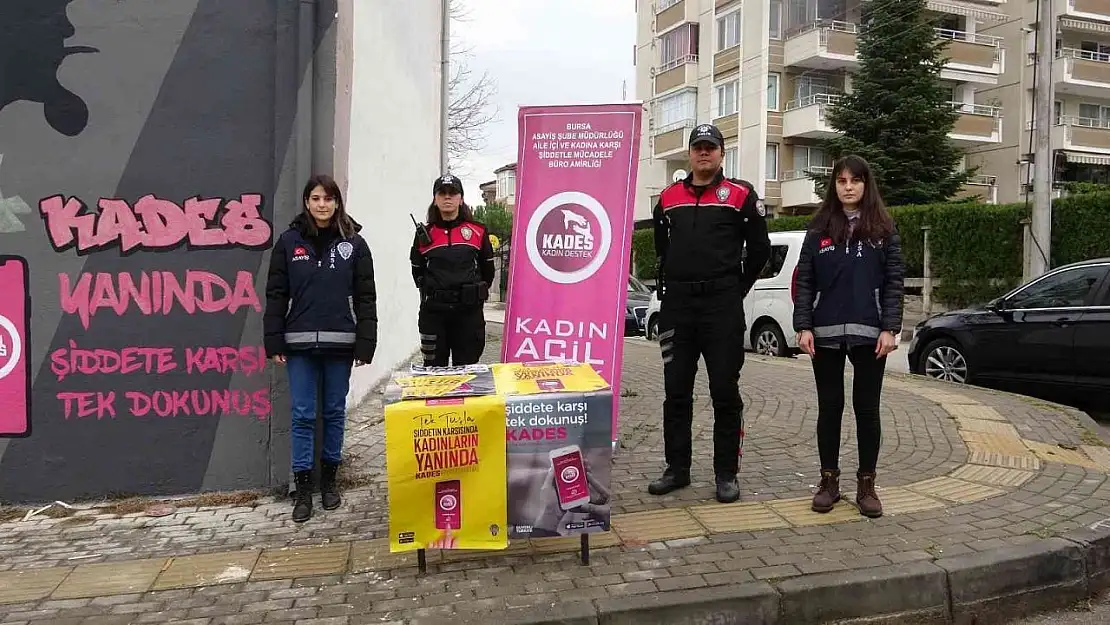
263, 214, 378, 363
410, 216, 495, 308
792, 227, 904, 347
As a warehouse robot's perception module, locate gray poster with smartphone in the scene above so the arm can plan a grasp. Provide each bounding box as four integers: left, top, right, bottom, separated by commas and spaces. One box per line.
505, 390, 613, 538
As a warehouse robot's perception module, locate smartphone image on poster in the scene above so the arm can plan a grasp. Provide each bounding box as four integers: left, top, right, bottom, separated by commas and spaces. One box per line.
435, 480, 461, 530
550, 445, 590, 511
0, 256, 30, 438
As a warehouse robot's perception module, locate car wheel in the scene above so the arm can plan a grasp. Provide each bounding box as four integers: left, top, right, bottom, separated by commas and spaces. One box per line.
646, 316, 659, 341
753, 321, 788, 357
917, 338, 971, 384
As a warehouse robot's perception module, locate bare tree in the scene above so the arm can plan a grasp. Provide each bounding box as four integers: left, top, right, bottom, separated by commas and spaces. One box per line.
447, 0, 498, 173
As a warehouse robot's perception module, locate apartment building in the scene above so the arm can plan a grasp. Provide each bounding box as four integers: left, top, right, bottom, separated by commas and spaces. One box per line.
634, 0, 1060, 220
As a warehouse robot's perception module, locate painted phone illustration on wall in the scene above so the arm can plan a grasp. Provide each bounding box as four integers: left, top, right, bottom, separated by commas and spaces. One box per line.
435, 479, 461, 530
550, 445, 590, 510
0, 256, 31, 437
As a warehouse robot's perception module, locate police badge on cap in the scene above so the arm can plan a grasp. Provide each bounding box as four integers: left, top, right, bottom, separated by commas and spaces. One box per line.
688, 124, 724, 149
433, 174, 464, 196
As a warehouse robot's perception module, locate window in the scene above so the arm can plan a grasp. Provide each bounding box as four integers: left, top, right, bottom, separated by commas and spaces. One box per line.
660, 24, 699, 66
496, 170, 516, 201
1005, 265, 1107, 309
717, 10, 741, 51
1055, 100, 1063, 124
766, 144, 779, 180
759, 245, 790, 279
724, 146, 739, 179
654, 89, 697, 130
793, 75, 829, 101
769, 0, 782, 40
793, 145, 830, 173
767, 73, 780, 110
658, 0, 682, 11
1078, 102, 1110, 127
715, 79, 739, 118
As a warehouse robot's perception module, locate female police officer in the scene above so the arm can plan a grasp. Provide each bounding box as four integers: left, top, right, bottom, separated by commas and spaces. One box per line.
410, 174, 496, 367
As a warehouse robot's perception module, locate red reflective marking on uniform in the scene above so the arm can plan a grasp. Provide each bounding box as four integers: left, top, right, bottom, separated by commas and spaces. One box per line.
660, 180, 750, 212
418, 220, 486, 254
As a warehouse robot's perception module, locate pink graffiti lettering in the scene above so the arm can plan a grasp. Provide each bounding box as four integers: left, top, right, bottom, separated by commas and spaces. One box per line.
39, 193, 272, 254
125, 390, 270, 420
184, 346, 267, 376
50, 341, 176, 382
59, 270, 261, 330
58, 392, 118, 420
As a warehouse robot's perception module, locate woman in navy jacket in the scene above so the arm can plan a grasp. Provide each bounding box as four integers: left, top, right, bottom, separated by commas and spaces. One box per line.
264, 174, 378, 523
792, 155, 904, 519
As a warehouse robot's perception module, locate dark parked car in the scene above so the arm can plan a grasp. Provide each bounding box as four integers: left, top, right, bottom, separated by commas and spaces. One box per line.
626, 275, 653, 336
907, 258, 1110, 412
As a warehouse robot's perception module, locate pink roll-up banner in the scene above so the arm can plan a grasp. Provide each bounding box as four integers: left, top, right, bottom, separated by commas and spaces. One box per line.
501, 103, 642, 445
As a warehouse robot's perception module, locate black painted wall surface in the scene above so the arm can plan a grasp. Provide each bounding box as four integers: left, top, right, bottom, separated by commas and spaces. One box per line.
0, 0, 337, 503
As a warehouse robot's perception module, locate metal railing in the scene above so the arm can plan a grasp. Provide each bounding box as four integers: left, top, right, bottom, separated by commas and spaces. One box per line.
652, 117, 697, 136
1057, 46, 1110, 64
934, 28, 1003, 47
781, 167, 832, 182
785, 92, 843, 111
966, 174, 998, 186
658, 53, 699, 73
949, 101, 1002, 117
785, 19, 858, 40
656, 0, 682, 13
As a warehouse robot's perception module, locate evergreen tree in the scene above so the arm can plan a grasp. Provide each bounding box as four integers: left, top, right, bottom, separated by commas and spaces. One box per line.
812, 0, 975, 206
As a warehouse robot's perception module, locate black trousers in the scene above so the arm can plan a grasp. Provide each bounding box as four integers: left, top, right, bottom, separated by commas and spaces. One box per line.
656, 287, 746, 477
811, 344, 886, 473
418, 304, 486, 367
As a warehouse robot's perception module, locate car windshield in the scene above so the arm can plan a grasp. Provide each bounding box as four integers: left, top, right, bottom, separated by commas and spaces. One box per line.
628, 275, 650, 293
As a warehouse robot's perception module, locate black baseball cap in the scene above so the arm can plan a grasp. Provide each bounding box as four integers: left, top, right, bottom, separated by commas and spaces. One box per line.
689, 124, 724, 149
433, 174, 464, 195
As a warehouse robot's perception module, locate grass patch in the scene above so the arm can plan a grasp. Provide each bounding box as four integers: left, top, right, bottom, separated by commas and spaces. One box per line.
56, 516, 95, 528
95, 490, 264, 517
1081, 428, 1110, 448
0, 507, 27, 523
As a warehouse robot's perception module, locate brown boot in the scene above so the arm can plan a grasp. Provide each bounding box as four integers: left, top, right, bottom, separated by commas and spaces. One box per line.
811, 469, 841, 513
856, 471, 883, 518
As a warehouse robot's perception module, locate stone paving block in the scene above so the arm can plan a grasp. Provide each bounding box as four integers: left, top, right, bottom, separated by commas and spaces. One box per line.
530, 532, 620, 554
687, 502, 791, 533
949, 464, 1035, 488
1024, 440, 1103, 470
877, 488, 946, 515
612, 508, 705, 543
966, 449, 1041, 471
596, 581, 778, 625
956, 417, 1021, 438
0, 567, 72, 605
152, 549, 260, 590
912, 390, 979, 405
52, 558, 169, 599
961, 432, 1031, 457
907, 477, 1005, 504
943, 403, 1004, 419
438, 540, 529, 562
768, 497, 863, 527
250, 544, 350, 582
776, 561, 949, 624
1083, 445, 1110, 473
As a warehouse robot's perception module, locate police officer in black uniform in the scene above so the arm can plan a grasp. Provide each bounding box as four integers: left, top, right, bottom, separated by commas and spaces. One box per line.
649, 124, 772, 503
410, 174, 496, 367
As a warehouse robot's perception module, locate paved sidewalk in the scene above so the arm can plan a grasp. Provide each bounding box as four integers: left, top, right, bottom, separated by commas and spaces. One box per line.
2, 324, 1110, 624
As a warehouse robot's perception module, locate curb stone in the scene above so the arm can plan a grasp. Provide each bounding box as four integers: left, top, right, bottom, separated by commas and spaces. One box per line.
503, 529, 1110, 625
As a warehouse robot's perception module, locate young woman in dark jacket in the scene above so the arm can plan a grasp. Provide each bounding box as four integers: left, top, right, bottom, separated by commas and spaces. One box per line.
263, 174, 378, 523
792, 155, 904, 519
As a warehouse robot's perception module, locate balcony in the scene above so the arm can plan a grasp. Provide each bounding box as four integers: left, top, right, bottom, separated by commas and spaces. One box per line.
652, 118, 697, 160
949, 102, 1003, 145
936, 28, 1004, 82
714, 45, 740, 77
780, 168, 830, 209
784, 20, 859, 70
654, 54, 699, 95
956, 175, 999, 204
655, 0, 691, 33
1056, 0, 1110, 23
1044, 116, 1110, 155
1053, 48, 1110, 98
783, 94, 842, 139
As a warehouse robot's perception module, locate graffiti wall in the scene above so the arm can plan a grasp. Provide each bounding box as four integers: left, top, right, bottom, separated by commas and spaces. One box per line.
0, 0, 342, 503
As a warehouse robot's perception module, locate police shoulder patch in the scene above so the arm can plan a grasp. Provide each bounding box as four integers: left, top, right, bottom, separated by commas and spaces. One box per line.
460, 226, 473, 240
755, 199, 767, 217
716, 186, 730, 202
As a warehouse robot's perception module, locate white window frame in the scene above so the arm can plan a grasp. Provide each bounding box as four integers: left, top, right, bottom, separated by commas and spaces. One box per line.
724, 146, 739, 179
658, 0, 682, 12
714, 79, 739, 118
766, 144, 779, 181
767, 73, 780, 111
660, 23, 698, 67
769, 0, 783, 40
716, 9, 741, 52
653, 88, 698, 132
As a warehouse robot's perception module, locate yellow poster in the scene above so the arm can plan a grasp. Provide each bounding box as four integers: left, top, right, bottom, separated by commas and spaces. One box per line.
393, 374, 477, 399
385, 394, 508, 552
492, 362, 610, 396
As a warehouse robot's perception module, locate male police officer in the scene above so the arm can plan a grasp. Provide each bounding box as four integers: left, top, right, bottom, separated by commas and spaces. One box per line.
649, 124, 771, 503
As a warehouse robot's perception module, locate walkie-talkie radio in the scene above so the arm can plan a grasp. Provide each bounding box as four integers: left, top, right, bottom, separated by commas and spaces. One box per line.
411, 214, 432, 246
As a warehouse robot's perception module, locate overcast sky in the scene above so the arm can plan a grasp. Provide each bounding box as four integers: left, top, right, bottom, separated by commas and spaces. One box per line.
451, 0, 638, 202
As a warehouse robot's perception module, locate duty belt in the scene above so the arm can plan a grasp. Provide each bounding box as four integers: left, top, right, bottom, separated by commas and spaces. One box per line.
425, 283, 486, 305
665, 274, 741, 296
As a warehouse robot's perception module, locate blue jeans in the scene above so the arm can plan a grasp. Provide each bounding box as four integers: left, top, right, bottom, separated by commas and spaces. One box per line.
287, 354, 353, 472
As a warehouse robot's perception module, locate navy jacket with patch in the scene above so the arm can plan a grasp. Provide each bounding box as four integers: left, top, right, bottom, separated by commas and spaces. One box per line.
263, 214, 378, 363
791, 227, 904, 347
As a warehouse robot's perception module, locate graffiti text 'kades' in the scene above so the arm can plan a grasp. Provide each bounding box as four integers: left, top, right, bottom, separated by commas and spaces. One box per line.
39, 193, 272, 254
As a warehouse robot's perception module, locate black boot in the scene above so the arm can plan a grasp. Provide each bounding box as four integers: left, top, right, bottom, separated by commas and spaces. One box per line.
715, 473, 740, 504
292, 471, 313, 523
320, 462, 342, 510
648, 467, 691, 495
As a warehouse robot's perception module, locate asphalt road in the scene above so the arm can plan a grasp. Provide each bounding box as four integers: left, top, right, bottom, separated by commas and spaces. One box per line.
1004, 593, 1110, 624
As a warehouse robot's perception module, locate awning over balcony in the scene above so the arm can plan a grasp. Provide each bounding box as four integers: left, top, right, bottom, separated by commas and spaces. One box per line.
1063, 150, 1110, 166
1060, 18, 1110, 34
925, 1, 1007, 22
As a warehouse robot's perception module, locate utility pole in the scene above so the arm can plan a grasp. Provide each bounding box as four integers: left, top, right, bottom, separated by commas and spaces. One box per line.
440, 0, 451, 173
1031, 0, 1055, 278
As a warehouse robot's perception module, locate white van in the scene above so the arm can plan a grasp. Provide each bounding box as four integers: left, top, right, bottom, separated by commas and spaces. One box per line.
644, 229, 806, 357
